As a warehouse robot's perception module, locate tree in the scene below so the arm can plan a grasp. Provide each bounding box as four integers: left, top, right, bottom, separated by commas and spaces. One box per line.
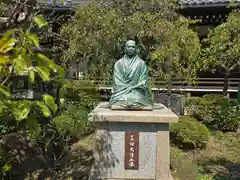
60, 2, 126, 80
201, 10, 240, 95
0, 0, 65, 145
0, 0, 67, 176
61, 0, 201, 89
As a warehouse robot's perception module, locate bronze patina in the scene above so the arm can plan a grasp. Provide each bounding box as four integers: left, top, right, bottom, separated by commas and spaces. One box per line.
110, 40, 153, 110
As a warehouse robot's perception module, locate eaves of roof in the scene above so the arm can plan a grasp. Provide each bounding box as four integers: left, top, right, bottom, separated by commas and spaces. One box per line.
38, 0, 240, 10
179, 0, 240, 8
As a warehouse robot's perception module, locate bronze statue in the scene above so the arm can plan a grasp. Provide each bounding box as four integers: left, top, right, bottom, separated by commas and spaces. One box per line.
109, 40, 153, 110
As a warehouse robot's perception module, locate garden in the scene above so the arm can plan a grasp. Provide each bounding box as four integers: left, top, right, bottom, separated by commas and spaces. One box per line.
0, 0, 240, 180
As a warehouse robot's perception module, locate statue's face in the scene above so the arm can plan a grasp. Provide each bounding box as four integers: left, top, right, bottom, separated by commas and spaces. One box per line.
125, 40, 137, 57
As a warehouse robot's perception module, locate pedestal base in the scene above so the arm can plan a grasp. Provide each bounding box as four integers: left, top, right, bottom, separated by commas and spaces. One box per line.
89, 102, 178, 180
111, 104, 153, 111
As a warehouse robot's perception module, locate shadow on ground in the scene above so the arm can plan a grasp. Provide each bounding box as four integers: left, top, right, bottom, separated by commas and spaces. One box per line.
198, 157, 240, 180
1, 132, 94, 180
25, 145, 94, 180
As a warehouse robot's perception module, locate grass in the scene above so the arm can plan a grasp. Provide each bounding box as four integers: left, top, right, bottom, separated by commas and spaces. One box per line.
171, 131, 240, 180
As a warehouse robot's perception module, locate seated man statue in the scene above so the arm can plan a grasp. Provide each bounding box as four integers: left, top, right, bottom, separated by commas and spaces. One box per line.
109, 40, 153, 110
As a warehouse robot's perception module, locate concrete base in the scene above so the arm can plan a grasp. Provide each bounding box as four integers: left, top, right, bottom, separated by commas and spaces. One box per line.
89, 102, 178, 180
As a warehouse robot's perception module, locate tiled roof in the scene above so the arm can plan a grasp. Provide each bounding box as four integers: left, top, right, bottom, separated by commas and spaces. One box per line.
179, 0, 240, 6
38, 0, 240, 8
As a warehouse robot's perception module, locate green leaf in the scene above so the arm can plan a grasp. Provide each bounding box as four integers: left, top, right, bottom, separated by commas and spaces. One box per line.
0, 38, 16, 53
52, 64, 65, 77
0, 101, 4, 114
2, 163, 11, 172
36, 101, 51, 117
0, 56, 9, 64
43, 94, 58, 113
14, 55, 28, 74
25, 116, 41, 137
34, 15, 48, 28
12, 102, 31, 121
36, 54, 65, 77
36, 53, 52, 64
28, 70, 35, 83
0, 84, 10, 97
27, 33, 39, 47
35, 66, 50, 81
0, 29, 16, 48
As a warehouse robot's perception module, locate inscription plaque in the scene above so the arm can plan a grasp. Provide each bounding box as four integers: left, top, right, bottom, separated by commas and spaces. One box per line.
125, 131, 139, 170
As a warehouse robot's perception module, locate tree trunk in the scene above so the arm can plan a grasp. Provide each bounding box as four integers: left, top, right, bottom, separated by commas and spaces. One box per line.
223, 70, 230, 96
166, 55, 173, 108
167, 74, 172, 108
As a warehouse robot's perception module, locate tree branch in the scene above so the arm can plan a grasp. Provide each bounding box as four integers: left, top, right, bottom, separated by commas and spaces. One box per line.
1, 0, 37, 32
229, 61, 240, 71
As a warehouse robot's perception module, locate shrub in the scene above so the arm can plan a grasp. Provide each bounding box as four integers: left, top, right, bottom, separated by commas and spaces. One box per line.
61, 80, 99, 107
185, 97, 201, 107
196, 174, 213, 180
53, 101, 95, 139
213, 105, 240, 132
186, 94, 240, 132
170, 116, 210, 149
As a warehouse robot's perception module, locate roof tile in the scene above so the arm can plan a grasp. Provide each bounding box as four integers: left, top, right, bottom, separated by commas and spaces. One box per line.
179, 0, 240, 5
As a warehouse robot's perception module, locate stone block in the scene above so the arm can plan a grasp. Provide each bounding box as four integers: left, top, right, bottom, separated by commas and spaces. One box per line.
89, 102, 178, 180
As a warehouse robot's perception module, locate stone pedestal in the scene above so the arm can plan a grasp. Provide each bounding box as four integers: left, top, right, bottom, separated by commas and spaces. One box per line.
89, 102, 178, 180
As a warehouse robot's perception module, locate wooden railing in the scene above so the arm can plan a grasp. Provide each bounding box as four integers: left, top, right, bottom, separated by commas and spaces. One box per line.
78, 77, 240, 92
10, 77, 240, 100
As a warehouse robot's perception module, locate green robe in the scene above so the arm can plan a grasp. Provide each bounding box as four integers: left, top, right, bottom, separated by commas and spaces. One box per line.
110, 55, 152, 108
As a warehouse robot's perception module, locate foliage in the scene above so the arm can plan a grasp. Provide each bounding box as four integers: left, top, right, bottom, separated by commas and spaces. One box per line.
185, 97, 201, 107
196, 174, 213, 180
61, 80, 100, 107
61, 0, 202, 83
53, 102, 88, 139
0, 0, 7, 17
0, 15, 65, 130
213, 104, 240, 132
196, 132, 240, 179
172, 130, 240, 180
170, 116, 210, 149
58, 79, 99, 138
201, 10, 240, 95
187, 94, 240, 132
0, 0, 67, 176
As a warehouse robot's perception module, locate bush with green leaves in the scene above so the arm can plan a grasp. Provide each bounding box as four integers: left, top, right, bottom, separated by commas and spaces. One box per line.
61, 80, 100, 107
53, 102, 89, 138
170, 116, 210, 149
213, 104, 240, 132
0, 6, 67, 177
187, 94, 240, 132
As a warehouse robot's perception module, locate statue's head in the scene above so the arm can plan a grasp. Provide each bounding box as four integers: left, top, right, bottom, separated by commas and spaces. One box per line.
125, 40, 137, 57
